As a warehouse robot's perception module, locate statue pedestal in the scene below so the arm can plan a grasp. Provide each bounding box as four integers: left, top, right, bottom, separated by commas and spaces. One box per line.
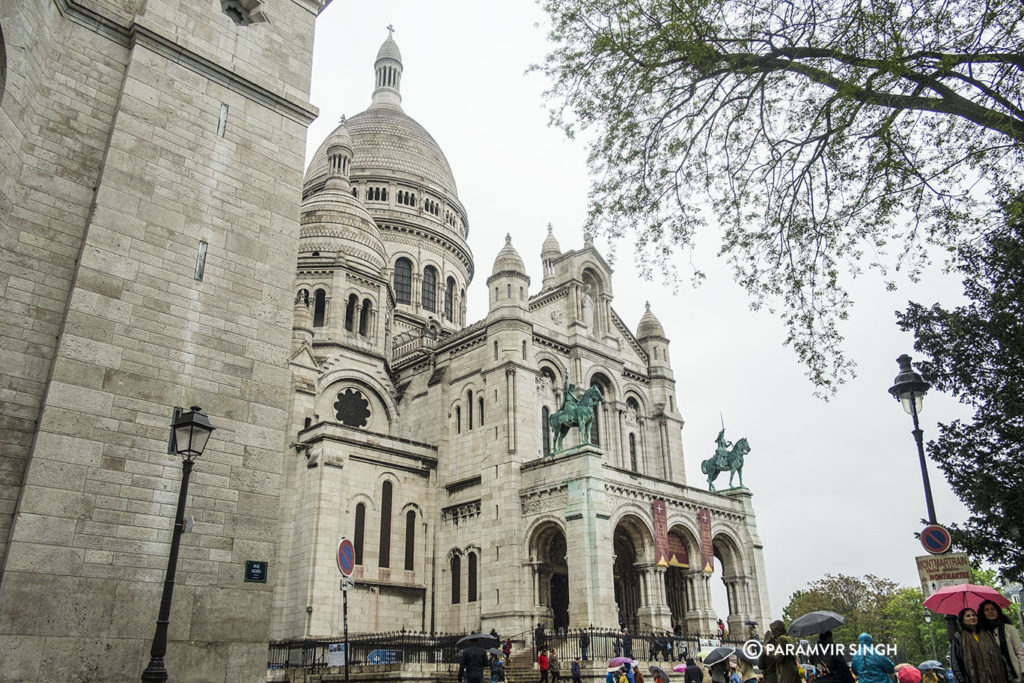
550, 443, 602, 459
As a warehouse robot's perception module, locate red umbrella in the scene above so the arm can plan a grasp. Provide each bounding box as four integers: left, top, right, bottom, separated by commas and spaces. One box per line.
922, 583, 1010, 615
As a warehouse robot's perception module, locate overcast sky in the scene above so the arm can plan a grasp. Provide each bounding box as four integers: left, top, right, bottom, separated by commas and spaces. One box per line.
306, 1, 973, 621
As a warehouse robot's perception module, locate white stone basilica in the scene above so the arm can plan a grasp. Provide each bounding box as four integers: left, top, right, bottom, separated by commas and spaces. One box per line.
270, 34, 772, 641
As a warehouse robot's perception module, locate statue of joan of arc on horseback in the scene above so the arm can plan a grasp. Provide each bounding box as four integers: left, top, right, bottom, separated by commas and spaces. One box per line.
548, 375, 603, 454
700, 428, 751, 491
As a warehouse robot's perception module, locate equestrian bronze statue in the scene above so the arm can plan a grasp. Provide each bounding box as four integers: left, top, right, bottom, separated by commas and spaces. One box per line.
700, 428, 751, 491
548, 378, 603, 453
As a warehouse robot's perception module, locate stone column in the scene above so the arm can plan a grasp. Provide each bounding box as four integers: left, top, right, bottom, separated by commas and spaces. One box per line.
618, 408, 628, 469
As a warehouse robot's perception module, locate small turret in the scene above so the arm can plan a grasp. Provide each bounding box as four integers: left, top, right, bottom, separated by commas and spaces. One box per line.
541, 223, 561, 286
324, 119, 354, 192
637, 302, 671, 370
487, 234, 530, 315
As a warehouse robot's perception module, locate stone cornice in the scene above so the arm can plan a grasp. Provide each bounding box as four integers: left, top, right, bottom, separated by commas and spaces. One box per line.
53, 0, 319, 125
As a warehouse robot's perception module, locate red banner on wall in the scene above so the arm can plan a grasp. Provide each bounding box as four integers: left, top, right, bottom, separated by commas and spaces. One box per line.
652, 499, 669, 567
698, 508, 713, 573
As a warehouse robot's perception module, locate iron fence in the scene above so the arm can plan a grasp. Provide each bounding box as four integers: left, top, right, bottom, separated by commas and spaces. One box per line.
269, 627, 751, 672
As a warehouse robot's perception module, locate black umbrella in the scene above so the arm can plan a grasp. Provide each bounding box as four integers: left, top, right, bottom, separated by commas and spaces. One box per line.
745, 620, 758, 626
650, 664, 672, 681
703, 646, 738, 667
457, 632, 500, 648
788, 610, 845, 637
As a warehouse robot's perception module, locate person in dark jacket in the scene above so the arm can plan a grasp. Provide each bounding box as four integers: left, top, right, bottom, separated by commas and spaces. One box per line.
949, 607, 1008, 683
571, 656, 583, 683
851, 632, 896, 683
623, 629, 634, 658
811, 630, 854, 683
580, 629, 591, 660
684, 658, 704, 683
459, 644, 490, 683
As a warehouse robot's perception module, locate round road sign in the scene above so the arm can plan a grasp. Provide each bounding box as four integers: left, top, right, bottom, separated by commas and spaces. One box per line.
337, 538, 355, 576
921, 524, 951, 554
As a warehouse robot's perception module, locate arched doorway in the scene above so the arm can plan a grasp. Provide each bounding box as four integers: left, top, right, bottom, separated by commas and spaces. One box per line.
712, 532, 751, 638
612, 515, 651, 630
664, 527, 696, 632
531, 522, 570, 631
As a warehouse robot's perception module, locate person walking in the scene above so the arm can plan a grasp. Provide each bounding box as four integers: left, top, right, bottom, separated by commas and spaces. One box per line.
623, 628, 634, 659
851, 632, 896, 683
571, 655, 583, 683
950, 607, 1008, 683
550, 647, 562, 683
489, 652, 506, 683
536, 623, 548, 652
503, 637, 513, 665
539, 648, 551, 683
459, 643, 490, 683
580, 628, 591, 661
979, 599, 1024, 682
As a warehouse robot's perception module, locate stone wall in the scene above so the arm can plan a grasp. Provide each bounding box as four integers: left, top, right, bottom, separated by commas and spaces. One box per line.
0, 1, 327, 679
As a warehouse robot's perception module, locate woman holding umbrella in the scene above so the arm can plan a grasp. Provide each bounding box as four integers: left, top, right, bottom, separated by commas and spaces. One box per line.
949, 608, 1008, 683
978, 599, 1024, 682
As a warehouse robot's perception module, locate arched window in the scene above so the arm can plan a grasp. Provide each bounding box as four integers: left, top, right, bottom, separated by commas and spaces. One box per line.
460, 290, 465, 325
359, 298, 372, 336
467, 390, 473, 429
507, 284, 511, 299
422, 266, 437, 312
451, 555, 461, 604
344, 294, 357, 332
394, 258, 412, 305
445, 277, 455, 321
456, 406, 461, 433
493, 341, 498, 361
522, 340, 527, 360
542, 407, 550, 456
478, 397, 484, 426
468, 551, 478, 602
629, 433, 638, 471
313, 290, 326, 328
379, 481, 392, 569
354, 503, 365, 565
404, 510, 416, 571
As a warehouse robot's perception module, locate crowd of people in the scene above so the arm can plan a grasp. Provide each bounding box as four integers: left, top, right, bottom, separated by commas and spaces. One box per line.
458, 599, 1024, 683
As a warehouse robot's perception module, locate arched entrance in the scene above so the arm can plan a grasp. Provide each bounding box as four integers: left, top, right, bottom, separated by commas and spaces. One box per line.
712, 532, 752, 637
612, 515, 653, 630
664, 526, 696, 632
531, 522, 570, 631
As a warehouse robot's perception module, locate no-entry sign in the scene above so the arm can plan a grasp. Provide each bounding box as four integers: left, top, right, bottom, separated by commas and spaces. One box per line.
337, 538, 355, 576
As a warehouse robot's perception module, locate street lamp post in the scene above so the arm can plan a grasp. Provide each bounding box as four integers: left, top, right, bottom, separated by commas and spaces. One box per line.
923, 609, 938, 659
142, 406, 214, 682
888, 354, 938, 525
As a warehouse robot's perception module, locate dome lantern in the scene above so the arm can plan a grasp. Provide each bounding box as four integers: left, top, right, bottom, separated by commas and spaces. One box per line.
372, 26, 403, 110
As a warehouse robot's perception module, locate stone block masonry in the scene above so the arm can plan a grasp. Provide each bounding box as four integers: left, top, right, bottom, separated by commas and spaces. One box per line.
0, 0, 329, 680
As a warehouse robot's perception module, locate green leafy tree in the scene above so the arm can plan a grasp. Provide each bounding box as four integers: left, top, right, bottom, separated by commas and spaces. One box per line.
897, 194, 1024, 582
538, 0, 1024, 392
783, 575, 949, 663
781, 573, 899, 644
